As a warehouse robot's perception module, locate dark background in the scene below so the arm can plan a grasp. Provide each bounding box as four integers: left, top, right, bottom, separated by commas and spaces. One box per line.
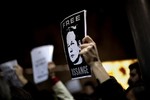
0, 0, 137, 68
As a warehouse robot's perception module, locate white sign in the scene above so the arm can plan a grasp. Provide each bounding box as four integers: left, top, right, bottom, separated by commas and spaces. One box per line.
31, 45, 54, 84
0, 59, 23, 87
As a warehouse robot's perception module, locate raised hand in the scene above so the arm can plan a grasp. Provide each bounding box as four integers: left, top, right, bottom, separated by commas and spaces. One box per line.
48, 62, 56, 78
14, 64, 28, 85
80, 35, 110, 83
80, 35, 100, 66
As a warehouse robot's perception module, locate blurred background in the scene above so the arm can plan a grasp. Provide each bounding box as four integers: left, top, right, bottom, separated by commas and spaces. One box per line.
0, 0, 139, 91
0, 0, 137, 65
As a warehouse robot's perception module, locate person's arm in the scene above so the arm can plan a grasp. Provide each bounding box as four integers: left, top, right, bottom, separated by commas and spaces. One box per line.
80, 36, 127, 100
14, 64, 40, 100
14, 65, 28, 85
48, 62, 75, 100
80, 36, 110, 83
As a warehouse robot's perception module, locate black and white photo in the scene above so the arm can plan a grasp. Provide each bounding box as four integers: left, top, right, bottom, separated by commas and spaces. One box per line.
60, 10, 91, 79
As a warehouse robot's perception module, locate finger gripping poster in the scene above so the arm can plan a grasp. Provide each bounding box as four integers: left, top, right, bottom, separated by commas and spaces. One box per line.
60, 10, 91, 79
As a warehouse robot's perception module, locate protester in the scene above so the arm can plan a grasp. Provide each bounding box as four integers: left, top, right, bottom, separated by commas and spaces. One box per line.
80, 35, 127, 100
127, 62, 143, 87
14, 62, 74, 100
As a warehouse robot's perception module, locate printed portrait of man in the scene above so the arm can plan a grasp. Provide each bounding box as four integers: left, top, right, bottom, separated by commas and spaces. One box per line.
66, 28, 83, 65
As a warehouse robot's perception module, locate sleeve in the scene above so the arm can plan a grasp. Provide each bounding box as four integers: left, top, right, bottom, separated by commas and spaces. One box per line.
51, 77, 75, 100
97, 77, 127, 100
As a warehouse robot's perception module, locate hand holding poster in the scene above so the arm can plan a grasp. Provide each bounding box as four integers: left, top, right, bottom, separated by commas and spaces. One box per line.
60, 10, 91, 79
31, 45, 54, 84
0, 59, 23, 87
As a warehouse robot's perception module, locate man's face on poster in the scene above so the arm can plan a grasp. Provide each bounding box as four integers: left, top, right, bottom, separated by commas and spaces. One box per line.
66, 31, 80, 63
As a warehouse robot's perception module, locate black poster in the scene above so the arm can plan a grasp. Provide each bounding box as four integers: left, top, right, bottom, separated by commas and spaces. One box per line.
60, 10, 91, 79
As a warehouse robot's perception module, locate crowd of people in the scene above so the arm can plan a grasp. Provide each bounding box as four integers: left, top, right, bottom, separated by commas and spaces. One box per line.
0, 35, 148, 100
